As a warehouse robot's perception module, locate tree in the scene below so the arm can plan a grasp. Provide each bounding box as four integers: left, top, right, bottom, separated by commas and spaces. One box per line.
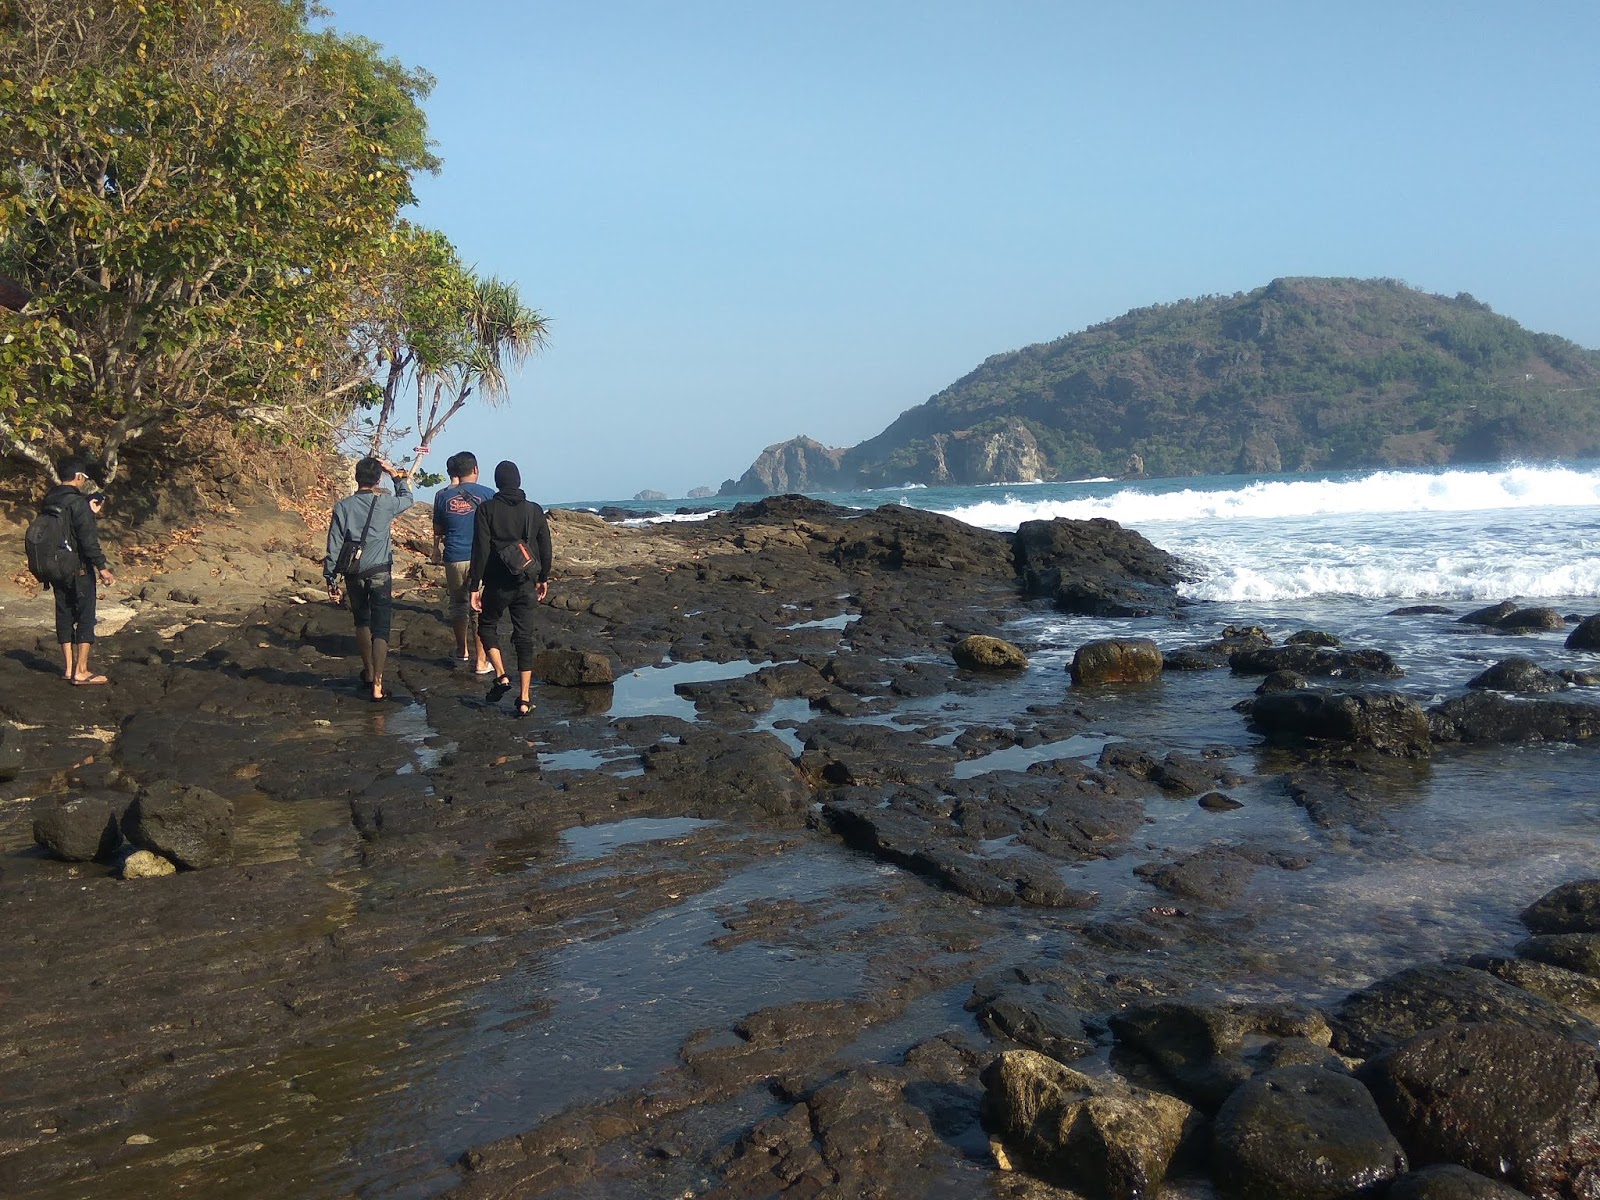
0, 0, 438, 481
360, 230, 547, 470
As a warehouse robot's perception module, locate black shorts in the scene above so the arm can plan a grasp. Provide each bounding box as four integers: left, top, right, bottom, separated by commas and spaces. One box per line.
53, 572, 97, 645
345, 570, 393, 641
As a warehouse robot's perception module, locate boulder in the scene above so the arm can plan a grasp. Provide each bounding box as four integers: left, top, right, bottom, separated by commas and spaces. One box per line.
1499, 607, 1566, 631
1013, 517, 1183, 617
533, 649, 614, 686
1211, 1065, 1406, 1200
1468, 657, 1568, 694
1522, 879, 1600, 935
981, 1049, 1192, 1200
119, 849, 177, 879
1331, 964, 1599, 1059
951, 634, 1028, 671
32, 794, 127, 862
1516, 933, 1600, 979
1108, 999, 1334, 1113
122, 782, 235, 870
1070, 639, 1163, 685
1388, 1164, 1533, 1199
1230, 644, 1403, 678
1366, 1023, 1600, 1199
1287, 629, 1342, 647
1566, 615, 1600, 651
0, 724, 22, 783
1257, 669, 1308, 694
1428, 692, 1600, 744
1459, 600, 1519, 626
1249, 689, 1432, 758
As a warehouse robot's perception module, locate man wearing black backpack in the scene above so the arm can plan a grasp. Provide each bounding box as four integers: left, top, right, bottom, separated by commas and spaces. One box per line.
31, 456, 115, 686
468, 460, 551, 718
325, 456, 412, 702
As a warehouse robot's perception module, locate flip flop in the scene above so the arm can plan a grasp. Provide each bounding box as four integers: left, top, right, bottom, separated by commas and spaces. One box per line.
72, 674, 109, 686
485, 674, 512, 703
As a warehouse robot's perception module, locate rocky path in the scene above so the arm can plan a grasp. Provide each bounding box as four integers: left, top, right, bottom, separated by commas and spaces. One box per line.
2, 498, 1598, 1199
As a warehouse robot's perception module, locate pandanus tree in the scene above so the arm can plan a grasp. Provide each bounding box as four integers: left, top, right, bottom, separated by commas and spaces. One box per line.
364, 234, 548, 471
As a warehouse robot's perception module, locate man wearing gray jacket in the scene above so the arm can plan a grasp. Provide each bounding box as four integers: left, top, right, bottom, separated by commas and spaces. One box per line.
325, 456, 411, 701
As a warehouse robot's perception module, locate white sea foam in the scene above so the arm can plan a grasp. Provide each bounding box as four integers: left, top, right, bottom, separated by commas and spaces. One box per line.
938, 464, 1600, 531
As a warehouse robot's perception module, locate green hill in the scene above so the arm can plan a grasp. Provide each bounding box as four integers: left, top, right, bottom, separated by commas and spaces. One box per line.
722, 278, 1600, 493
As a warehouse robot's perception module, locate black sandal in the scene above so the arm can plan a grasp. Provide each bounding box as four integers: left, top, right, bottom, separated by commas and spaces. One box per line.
486, 674, 512, 703
513, 697, 532, 719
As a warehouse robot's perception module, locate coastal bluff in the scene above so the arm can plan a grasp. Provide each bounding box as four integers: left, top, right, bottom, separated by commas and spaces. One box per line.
3, 486, 1600, 1199
721, 276, 1600, 493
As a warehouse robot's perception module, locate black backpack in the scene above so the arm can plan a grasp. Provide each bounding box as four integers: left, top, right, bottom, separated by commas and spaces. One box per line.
25, 501, 80, 586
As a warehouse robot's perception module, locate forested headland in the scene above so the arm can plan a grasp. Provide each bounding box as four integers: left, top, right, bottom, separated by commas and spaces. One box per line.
722, 278, 1600, 494
0, 0, 541, 502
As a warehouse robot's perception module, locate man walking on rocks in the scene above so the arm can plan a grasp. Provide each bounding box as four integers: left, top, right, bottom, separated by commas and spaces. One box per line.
432, 451, 495, 673
468, 460, 551, 718
37, 456, 115, 685
325, 456, 412, 702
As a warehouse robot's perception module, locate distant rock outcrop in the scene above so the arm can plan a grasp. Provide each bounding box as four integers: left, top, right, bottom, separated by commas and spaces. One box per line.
719, 436, 849, 497
633, 489, 668, 501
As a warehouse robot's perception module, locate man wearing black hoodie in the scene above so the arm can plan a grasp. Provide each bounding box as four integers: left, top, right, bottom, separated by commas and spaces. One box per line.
468, 460, 552, 717
40, 456, 115, 685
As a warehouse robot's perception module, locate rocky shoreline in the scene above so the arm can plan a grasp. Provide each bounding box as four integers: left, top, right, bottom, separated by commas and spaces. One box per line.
3, 495, 1599, 1199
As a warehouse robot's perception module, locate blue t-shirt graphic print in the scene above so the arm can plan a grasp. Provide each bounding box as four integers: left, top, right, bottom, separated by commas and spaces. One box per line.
432, 482, 495, 563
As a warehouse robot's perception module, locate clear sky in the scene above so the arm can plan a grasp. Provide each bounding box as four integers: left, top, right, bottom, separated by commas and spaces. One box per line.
321, 1, 1600, 503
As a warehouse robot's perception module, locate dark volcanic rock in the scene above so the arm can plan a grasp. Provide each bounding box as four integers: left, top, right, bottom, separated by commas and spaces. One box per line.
1468, 657, 1568, 694
1230, 644, 1403, 678
0, 724, 22, 782
1331, 964, 1600, 1059
1256, 669, 1308, 694
1522, 879, 1600, 936
1013, 517, 1183, 616
1389, 605, 1455, 616
982, 1049, 1192, 1200
1499, 606, 1566, 631
1366, 1023, 1600, 1199
1459, 600, 1519, 626
1287, 629, 1342, 647
122, 781, 235, 870
1566, 614, 1600, 651
1070, 638, 1163, 685
32, 793, 128, 862
1428, 692, 1600, 744
1211, 1065, 1406, 1200
1250, 688, 1432, 757
1469, 955, 1600, 1023
533, 649, 614, 686
1388, 1164, 1533, 1199
1517, 933, 1600, 979
1109, 1000, 1335, 1114
642, 730, 812, 822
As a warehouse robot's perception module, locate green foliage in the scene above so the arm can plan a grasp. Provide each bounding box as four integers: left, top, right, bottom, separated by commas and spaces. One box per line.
0, 0, 475, 482
848, 278, 1600, 481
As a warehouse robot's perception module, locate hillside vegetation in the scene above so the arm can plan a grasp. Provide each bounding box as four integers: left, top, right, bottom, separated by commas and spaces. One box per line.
723, 278, 1600, 493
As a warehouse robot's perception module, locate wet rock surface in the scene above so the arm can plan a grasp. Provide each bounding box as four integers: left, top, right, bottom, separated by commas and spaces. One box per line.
1211, 1065, 1406, 1200
1367, 1023, 1600, 1200
1, 496, 1598, 1200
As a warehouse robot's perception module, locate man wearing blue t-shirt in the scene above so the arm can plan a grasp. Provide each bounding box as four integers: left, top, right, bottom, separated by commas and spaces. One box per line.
432, 451, 497, 671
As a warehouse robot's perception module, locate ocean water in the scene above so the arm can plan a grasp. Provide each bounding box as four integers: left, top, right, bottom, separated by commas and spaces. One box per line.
567, 460, 1600, 612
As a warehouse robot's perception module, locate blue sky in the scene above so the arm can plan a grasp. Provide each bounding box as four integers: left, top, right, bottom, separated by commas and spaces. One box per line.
323, 1, 1600, 503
